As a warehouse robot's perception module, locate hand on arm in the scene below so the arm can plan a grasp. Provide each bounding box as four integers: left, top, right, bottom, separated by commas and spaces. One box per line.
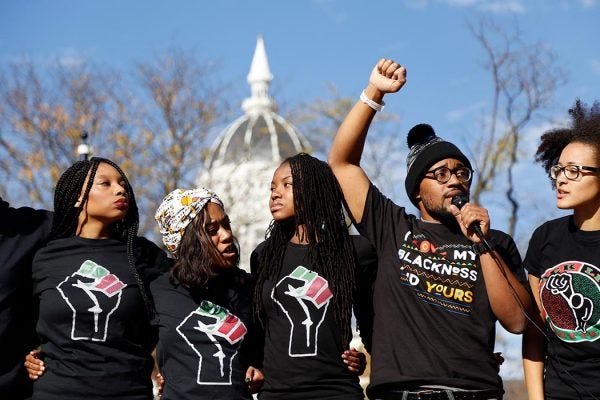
342, 348, 367, 375
24, 349, 44, 380
245, 366, 264, 393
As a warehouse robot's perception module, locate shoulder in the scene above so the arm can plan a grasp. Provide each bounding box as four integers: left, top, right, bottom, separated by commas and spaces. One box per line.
134, 236, 161, 249
533, 216, 569, 235
149, 271, 173, 290
134, 236, 173, 274
250, 240, 268, 271
252, 240, 268, 256
488, 227, 519, 244
232, 267, 254, 288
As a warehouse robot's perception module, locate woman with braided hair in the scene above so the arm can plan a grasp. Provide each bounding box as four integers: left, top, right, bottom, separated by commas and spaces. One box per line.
523, 99, 600, 400
26, 157, 169, 399
251, 152, 374, 399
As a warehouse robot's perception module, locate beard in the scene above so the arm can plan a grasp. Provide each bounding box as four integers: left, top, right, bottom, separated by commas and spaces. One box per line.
422, 199, 461, 231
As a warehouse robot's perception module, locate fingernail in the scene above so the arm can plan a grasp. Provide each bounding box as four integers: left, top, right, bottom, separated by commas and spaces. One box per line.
245, 377, 251, 383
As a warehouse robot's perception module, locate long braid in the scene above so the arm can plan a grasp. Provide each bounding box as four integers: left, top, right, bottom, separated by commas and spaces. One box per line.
50, 157, 154, 317
254, 153, 356, 347
50, 160, 98, 240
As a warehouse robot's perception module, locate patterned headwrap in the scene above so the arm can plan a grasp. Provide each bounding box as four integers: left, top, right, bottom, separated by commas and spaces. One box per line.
155, 187, 224, 254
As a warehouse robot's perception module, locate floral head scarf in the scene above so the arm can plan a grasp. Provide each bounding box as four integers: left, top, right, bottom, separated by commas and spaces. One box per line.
155, 187, 224, 254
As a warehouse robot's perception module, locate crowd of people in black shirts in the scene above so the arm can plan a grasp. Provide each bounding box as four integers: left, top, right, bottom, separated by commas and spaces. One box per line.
1, 58, 599, 400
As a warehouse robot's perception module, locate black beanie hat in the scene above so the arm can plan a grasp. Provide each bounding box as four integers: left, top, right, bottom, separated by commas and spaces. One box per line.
404, 124, 472, 207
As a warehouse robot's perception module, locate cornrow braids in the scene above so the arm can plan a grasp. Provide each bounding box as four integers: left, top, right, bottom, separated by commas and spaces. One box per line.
253, 153, 357, 348
50, 157, 154, 317
536, 99, 600, 178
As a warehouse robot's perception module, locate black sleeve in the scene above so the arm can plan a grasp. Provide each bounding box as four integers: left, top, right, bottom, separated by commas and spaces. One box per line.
490, 229, 526, 282
523, 224, 546, 279
250, 241, 266, 277
134, 236, 173, 284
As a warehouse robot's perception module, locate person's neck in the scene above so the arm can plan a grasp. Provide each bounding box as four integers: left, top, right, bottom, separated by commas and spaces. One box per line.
289, 224, 309, 244
76, 222, 114, 239
573, 208, 600, 231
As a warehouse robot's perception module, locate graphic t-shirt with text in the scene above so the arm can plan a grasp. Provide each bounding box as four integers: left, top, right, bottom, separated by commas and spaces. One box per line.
358, 185, 524, 394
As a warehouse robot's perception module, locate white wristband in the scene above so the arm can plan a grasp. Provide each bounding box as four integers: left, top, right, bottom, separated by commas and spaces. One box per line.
360, 90, 385, 112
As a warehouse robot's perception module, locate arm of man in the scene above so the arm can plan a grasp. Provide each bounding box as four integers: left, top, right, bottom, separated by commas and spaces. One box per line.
450, 201, 532, 333
328, 58, 406, 223
479, 248, 532, 333
522, 275, 546, 400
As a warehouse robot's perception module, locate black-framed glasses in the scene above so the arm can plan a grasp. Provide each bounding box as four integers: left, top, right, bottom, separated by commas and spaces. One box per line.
550, 164, 600, 181
424, 166, 472, 184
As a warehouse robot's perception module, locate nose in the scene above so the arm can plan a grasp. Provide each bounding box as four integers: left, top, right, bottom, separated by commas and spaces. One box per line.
219, 226, 233, 243
446, 171, 462, 186
555, 172, 568, 185
115, 183, 127, 197
271, 187, 281, 200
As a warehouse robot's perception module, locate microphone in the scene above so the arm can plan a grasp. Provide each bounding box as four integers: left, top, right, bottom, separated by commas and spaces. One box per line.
451, 194, 486, 241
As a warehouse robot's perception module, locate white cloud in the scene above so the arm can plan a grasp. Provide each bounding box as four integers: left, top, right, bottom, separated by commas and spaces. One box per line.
403, 0, 527, 13
445, 101, 487, 122
57, 49, 87, 69
591, 59, 600, 75
445, 0, 480, 6
311, 0, 348, 24
479, 1, 526, 13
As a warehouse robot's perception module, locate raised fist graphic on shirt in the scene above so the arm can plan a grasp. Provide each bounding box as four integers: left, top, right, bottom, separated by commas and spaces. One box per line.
273, 266, 333, 356
547, 273, 594, 333
57, 260, 126, 341
177, 300, 247, 385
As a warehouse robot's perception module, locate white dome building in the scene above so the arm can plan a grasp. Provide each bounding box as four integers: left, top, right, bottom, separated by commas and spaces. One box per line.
199, 35, 310, 270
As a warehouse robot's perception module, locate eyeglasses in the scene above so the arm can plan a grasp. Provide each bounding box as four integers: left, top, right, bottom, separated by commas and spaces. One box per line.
550, 164, 600, 181
424, 166, 472, 184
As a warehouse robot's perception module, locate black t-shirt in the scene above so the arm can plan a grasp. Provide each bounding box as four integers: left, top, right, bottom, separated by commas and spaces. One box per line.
151, 268, 257, 400
0, 199, 52, 400
31, 236, 164, 400
357, 185, 524, 395
524, 216, 600, 400
351, 234, 378, 353
251, 241, 364, 400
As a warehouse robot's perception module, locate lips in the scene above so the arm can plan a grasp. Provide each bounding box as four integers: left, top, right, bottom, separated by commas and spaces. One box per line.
556, 189, 568, 199
221, 246, 237, 259
114, 199, 129, 209
270, 203, 283, 212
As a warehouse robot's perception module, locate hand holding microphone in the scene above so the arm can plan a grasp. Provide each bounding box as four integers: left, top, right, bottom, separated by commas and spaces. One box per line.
451, 194, 491, 252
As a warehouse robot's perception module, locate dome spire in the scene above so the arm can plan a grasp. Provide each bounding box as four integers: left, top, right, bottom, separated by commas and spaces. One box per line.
242, 34, 276, 114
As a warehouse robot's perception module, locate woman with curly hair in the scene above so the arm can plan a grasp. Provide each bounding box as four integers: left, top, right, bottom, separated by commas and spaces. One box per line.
251, 153, 373, 399
523, 99, 600, 400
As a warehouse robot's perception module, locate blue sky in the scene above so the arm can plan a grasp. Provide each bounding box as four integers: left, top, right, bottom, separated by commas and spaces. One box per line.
2, 0, 598, 380
2, 0, 598, 242
2, 1, 598, 128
